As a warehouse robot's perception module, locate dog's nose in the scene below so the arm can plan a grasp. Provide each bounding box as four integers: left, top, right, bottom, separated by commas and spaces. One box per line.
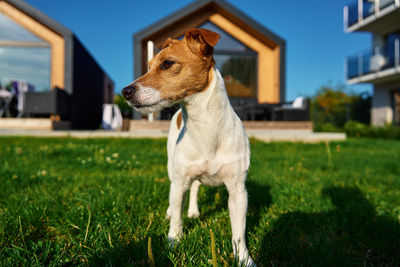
122, 85, 136, 100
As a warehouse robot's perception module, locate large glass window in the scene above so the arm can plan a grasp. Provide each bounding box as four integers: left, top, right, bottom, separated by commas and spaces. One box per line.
214, 54, 257, 98
0, 47, 51, 91
0, 13, 50, 92
362, 0, 375, 19
384, 32, 400, 69
199, 22, 257, 98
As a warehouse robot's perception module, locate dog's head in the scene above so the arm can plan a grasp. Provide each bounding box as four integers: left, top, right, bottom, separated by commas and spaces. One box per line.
122, 28, 220, 114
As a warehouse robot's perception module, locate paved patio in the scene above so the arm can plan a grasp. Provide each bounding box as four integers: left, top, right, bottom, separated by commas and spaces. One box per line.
0, 128, 346, 143
0, 118, 346, 142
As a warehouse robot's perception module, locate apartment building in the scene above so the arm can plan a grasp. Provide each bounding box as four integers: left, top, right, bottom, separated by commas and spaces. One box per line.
344, 0, 400, 125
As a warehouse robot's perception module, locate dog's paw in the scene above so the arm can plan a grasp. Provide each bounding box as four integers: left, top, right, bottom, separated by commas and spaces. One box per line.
187, 209, 200, 218
242, 257, 256, 267
167, 227, 182, 248
167, 236, 178, 248
239, 256, 256, 267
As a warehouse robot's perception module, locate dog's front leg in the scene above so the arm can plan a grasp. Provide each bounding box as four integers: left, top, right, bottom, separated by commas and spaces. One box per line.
226, 181, 255, 266
167, 182, 187, 244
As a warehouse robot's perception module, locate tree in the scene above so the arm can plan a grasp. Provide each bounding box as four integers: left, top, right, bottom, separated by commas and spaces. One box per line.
114, 94, 132, 118
312, 84, 371, 130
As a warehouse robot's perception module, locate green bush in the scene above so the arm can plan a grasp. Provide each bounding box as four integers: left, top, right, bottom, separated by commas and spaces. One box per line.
344, 120, 400, 140
314, 122, 343, 133
344, 120, 369, 137
114, 94, 132, 118
372, 124, 400, 139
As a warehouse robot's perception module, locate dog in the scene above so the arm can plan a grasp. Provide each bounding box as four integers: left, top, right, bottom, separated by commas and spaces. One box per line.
122, 28, 255, 266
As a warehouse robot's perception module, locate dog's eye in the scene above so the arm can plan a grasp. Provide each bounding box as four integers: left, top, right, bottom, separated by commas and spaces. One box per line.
160, 60, 174, 70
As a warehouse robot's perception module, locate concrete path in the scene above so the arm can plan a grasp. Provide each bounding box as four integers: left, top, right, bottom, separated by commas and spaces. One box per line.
0, 128, 346, 143
246, 129, 346, 142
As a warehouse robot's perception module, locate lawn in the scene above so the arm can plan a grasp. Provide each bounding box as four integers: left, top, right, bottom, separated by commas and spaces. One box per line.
0, 137, 399, 266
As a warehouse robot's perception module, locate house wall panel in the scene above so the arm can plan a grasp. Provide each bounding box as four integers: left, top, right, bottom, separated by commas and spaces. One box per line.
71, 37, 109, 129
209, 13, 280, 103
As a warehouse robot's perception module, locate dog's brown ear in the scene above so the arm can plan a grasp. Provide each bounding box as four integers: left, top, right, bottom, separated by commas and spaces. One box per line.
184, 28, 220, 58
162, 38, 178, 49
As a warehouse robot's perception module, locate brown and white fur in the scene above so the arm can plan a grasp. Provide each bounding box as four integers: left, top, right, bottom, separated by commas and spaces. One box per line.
122, 28, 255, 266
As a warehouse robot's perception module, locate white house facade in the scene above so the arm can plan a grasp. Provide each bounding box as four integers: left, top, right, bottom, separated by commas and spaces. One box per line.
344, 0, 400, 125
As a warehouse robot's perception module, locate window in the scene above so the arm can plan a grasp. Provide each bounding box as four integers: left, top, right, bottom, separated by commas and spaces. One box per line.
384, 32, 400, 69
0, 13, 51, 92
380, 0, 395, 10
199, 22, 257, 98
362, 0, 375, 18
214, 54, 257, 98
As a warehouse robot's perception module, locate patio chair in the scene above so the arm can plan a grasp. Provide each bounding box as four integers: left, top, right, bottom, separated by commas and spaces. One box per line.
0, 89, 13, 117
272, 96, 310, 121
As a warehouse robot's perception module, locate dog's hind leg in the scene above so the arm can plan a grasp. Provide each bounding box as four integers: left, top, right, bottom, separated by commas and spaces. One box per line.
188, 180, 201, 218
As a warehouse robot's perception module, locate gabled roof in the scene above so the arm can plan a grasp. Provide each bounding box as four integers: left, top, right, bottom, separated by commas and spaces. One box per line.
1, 0, 74, 92
134, 0, 285, 47
133, 0, 286, 103
1, 0, 113, 94
2, 0, 72, 38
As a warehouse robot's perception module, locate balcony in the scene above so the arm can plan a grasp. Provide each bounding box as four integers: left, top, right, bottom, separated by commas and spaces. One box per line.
344, 0, 400, 33
346, 36, 400, 83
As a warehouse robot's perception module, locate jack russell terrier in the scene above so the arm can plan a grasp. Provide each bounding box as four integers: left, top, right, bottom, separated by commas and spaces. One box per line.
122, 28, 255, 266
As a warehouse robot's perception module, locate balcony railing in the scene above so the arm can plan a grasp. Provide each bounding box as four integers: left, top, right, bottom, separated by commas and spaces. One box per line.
345, 0, 399, 28
346, 37, 400, 80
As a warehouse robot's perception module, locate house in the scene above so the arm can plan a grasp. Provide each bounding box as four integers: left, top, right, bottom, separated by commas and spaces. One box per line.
344, 0, 400, 126
133, 0, 286, 119
0, 0, 114, 129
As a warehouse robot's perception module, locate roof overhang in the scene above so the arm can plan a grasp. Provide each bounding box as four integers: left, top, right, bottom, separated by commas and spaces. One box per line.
135, 0, 285, 46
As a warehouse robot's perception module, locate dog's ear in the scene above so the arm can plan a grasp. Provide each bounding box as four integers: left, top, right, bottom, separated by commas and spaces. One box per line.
184, 28, 220, 58
162, 38, 178, 49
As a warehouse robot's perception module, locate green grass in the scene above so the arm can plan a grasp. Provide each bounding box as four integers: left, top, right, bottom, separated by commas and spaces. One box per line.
0, 137, 399, 266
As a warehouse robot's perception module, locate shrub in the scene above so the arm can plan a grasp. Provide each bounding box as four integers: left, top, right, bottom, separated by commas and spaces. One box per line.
371, 124, 400, 139
314, 122, 343, 133
114, 94, 132, 118
344, 120, 369, 137
311, 85, 371, 130
344, 120, 400, 140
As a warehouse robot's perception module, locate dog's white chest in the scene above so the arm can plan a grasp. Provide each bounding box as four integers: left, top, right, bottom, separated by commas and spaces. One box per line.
186, 159, 225, 186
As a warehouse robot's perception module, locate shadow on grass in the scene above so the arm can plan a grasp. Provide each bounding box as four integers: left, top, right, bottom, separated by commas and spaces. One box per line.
88, 181, 271, 266
197, 186, 229, 219
247, 180, 272, 232
89, 234, 170, 266
259, 187, 400, 266
196, 180, 272, 232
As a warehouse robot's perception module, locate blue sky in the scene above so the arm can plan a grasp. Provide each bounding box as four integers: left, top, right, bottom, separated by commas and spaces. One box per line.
23, 0, 372, 101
